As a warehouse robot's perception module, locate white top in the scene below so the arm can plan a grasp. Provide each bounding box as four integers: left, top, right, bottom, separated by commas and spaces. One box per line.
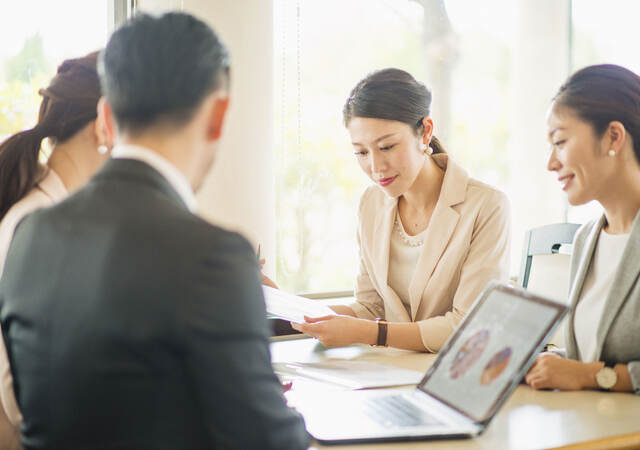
111, 144, 197, 212
0, 168, 68, 427
387, 213, 428, 312
574, 229, 629, 362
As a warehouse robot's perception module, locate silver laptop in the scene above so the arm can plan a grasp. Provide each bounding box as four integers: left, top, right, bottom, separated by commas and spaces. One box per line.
290, 282, 569, 444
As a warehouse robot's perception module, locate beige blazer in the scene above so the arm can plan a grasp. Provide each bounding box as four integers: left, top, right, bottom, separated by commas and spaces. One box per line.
349, 154, 511, 352
0, 168, 67, 445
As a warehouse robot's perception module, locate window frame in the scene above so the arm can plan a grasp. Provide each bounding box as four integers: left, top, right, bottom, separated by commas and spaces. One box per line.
109, 0, 137, 33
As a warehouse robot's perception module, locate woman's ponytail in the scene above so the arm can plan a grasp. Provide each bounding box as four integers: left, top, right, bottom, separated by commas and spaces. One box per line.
0, 50, 100, 220
429, 135, 447, 155
0, 127, 47, 219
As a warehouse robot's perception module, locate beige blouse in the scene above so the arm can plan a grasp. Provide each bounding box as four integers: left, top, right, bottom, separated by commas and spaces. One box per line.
0, 168, 67, 431
349, 154, 511, 352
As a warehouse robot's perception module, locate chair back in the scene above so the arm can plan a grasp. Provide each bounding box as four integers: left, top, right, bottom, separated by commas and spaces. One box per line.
519, 222, 581, 293
518, 223, 581, 346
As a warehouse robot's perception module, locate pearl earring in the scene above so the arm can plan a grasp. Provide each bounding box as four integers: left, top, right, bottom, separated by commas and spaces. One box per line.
608, 149, 616, 157
98, 145, 108, 155
420, 143, 428, 152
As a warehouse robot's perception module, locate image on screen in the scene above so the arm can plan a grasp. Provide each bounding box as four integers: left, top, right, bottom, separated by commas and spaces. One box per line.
420, 289, 559, 421
480, 347, 512, 385
449, 329, 489, 379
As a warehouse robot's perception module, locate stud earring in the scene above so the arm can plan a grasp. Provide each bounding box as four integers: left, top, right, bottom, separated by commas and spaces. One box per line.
420, 143, 428, 152
98, 145, 108, 155
608, 149, 616, 157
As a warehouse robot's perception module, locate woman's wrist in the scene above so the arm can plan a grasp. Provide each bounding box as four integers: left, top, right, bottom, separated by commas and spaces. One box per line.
580, 362, 603, 389
361, 318, 378, 346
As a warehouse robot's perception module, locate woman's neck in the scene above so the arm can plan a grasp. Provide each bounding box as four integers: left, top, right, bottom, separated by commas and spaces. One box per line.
396, 156, 444, 236
601, 198, 640, 234
400, 156, 444, 214
47, 128, 98, 193
600, 168, 640, 234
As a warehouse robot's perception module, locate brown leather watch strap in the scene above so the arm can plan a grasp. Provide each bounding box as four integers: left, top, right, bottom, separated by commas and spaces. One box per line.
375, 318, 388, 347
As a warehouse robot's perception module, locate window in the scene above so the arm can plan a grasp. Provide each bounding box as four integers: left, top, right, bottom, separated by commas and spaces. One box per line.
567, 0, 640, 225
275, 0, 574, 293
0, 1, 131, 145
274, 0, 432, 293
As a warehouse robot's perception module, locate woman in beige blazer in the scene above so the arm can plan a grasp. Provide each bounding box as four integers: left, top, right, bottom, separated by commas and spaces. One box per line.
525, 65, 640, 394
293, 69, 511, 352
0, 51, 112, 446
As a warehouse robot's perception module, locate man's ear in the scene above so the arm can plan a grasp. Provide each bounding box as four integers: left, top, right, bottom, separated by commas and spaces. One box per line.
206, 95, 230, 142
97, 97, 116, 145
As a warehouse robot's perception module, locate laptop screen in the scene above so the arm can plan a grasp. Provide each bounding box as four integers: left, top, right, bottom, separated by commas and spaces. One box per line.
418, 282, 568, 424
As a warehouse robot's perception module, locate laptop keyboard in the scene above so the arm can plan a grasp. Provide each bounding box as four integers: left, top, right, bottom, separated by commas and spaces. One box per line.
364, 394, 443, 428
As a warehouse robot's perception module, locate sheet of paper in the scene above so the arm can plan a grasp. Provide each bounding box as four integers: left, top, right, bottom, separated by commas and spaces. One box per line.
263, 286, 335, 323
272, 360, 424, 389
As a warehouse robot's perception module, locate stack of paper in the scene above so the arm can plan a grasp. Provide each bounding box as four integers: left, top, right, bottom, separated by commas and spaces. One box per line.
272, 360, 424, 389
263, 286, 335, 323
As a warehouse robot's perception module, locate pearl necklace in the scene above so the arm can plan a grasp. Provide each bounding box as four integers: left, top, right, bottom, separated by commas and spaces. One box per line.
394, 215, 425, 247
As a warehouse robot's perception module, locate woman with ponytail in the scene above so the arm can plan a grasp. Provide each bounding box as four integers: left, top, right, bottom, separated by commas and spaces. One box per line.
0, 51, 111, 445
0, 51, 111, 273
293, 68, 511, 352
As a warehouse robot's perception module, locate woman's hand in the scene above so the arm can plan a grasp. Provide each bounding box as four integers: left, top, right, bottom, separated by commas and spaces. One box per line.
524, 353, 596, 391
259, 257, 279, 289
291, 315, 377, 348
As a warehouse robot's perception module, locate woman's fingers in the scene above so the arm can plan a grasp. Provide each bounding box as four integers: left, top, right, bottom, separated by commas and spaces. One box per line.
291, 321, 323, 335
303, 315, 336, 323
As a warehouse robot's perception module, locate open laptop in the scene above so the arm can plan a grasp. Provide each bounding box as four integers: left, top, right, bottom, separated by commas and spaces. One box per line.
289, 281, 569, 444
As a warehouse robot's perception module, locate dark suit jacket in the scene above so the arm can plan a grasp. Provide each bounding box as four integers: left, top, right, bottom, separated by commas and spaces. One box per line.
0, 158, 309, 449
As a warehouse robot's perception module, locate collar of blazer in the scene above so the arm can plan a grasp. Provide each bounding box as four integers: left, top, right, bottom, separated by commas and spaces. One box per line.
372, 153, 470, 321
567, 209, 640, 361
91, 158, 189, 212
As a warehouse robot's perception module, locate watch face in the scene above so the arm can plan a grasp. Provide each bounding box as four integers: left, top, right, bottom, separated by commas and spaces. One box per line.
596, 367, 617, 390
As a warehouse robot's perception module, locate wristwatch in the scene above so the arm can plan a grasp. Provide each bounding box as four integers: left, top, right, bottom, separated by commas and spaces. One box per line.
595, 361, 617, 390
373, 318, 388, 347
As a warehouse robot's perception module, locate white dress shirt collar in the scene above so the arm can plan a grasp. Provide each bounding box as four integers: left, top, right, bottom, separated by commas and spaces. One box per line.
111, 144, 197, 212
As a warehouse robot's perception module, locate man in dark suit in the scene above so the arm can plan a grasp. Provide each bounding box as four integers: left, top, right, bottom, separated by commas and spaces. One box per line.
0, 12, 309, 450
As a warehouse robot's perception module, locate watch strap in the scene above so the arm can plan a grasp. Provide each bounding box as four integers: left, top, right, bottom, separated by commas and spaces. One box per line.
375, 318, 388, 347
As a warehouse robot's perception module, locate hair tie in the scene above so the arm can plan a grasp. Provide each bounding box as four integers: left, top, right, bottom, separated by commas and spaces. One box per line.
32, 123, 50, 139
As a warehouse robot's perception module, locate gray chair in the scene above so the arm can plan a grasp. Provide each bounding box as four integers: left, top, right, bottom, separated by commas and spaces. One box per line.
519, 222, 581, 289
519, 222, 581, 347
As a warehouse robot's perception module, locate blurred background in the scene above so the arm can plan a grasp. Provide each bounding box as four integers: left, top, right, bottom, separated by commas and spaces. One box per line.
2, 0, 637, 294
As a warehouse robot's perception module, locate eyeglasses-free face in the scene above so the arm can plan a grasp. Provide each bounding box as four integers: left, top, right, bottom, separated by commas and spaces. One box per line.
348, 117, 430, 198
546, 104, 619, 206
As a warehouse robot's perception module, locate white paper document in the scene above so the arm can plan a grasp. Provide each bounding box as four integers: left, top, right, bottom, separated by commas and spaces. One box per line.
263, 286, 335, 323
272, 360, 424, 389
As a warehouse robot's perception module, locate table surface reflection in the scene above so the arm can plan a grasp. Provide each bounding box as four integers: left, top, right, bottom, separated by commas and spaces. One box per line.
270, 338, 640, 450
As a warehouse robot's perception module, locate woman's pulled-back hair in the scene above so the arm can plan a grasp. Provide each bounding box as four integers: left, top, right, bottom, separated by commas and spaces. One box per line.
0, 51, 101, 220
553, 64, 640, 164
342, 68, 446, 154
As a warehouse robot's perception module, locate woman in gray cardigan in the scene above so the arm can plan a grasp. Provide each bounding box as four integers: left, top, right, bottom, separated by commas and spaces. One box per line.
525, 64, 640, 395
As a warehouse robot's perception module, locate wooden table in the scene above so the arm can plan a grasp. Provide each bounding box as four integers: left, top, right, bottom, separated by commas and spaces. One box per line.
271, 338, 640, 450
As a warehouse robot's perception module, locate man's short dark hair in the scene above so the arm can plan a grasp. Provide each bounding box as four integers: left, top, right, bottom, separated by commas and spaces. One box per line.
99, 12, 230, 134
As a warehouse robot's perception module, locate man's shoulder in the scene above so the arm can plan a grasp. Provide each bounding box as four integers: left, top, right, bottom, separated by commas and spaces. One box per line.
166, 210, 253, 253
